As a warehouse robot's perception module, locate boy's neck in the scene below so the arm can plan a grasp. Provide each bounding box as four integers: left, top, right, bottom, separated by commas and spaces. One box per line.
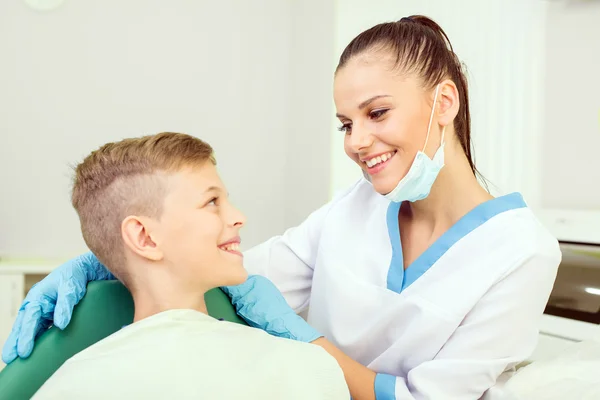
126, 266, 210, 322
120, 257, 212, 322
131, 289, 208, 322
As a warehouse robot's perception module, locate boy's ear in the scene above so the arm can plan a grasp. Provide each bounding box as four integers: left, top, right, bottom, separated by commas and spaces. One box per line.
121, 216, 163, 261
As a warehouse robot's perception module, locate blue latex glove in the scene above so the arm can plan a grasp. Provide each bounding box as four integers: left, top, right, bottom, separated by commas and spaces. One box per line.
1, 252, 113, 364
222, 275, 322, 343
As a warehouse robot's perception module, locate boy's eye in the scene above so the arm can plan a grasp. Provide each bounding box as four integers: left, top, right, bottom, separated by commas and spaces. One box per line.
207, 197, 218, 206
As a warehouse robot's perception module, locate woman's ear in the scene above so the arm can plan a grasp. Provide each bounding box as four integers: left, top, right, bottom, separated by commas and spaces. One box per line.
121, 215, 164, 261
438, 79, 460, 127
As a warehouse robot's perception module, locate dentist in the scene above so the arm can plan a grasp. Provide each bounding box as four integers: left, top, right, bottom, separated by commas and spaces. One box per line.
3, 16, 560, 400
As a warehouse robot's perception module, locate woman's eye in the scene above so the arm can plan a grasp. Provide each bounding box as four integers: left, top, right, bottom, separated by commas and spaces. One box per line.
337, 123, 352, 134
369, 109, 388, 119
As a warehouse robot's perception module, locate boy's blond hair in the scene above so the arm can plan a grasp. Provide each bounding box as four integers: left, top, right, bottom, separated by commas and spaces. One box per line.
71, 132, 215, 288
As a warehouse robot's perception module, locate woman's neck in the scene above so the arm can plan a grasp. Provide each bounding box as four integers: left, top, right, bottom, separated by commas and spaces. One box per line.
403, 143, 493, 230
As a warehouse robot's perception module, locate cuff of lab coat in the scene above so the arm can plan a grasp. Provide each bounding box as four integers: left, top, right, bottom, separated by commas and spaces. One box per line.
375, 373, 396, 400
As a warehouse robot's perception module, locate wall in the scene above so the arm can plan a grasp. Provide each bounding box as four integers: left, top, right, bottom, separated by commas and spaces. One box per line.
285, 0, 335, 227
536, 0, 600, 244
542, 1, 600, 211
0, 0, 334, 259
330, 0, 549, 210
2, 0, 597, 259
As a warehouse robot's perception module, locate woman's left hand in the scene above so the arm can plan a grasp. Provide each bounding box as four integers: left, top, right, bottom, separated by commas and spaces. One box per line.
221, 275, 322, 343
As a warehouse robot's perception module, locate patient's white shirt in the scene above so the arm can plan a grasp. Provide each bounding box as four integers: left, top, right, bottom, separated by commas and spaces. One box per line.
32, 309, 349, 400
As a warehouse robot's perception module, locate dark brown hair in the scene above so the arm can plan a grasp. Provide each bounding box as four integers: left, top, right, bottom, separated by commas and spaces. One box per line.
336, 15, 477, 176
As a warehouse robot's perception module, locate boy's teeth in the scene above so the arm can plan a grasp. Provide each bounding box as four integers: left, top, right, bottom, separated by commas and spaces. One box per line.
221, 243, 239, 251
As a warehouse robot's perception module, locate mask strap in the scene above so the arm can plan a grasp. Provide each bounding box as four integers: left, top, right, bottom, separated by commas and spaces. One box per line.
423, 84, 441, 152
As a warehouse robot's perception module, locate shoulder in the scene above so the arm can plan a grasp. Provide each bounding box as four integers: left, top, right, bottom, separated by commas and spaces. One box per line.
34, 354, 97, 398
449, 193, 561, 285
496, 206, 562, 275
331, 177, 385, 205
219, 323, 344, 372
60, 330, 127, 364
224, 323, 329, 357
267, 337, 345, 378
324, 177, 389, 220
61, 310, 208, 363
291, 177, 385, 233
467, 199, 562, 294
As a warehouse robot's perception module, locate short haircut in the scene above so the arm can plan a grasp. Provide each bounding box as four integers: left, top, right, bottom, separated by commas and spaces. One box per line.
71, 132, 215, 288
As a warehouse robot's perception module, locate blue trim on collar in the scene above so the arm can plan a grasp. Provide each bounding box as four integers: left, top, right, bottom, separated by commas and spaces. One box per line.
386, 192, 527, 293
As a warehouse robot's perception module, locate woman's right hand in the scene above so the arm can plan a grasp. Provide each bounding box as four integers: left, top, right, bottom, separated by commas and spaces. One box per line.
1, 252, 114, 364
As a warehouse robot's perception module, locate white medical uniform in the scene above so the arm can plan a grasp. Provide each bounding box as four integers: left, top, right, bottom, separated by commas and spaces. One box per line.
32, 309, 349, 400
244, 178, 562, 400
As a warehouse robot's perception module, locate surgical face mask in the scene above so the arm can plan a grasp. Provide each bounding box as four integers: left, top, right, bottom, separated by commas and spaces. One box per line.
363, 84, 445, 203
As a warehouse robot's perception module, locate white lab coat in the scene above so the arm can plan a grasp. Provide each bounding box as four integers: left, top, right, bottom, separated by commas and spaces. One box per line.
243, 178, 562, 400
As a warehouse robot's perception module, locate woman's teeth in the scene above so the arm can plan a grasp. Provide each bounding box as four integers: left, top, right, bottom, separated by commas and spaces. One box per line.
219, 243, 240, 252
365, 151, 395, 168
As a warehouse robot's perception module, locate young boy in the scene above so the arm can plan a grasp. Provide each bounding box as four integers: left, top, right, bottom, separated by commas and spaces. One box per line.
32, 132, 349, 399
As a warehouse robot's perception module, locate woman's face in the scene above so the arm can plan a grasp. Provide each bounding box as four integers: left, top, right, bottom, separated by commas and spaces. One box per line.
333, 56, 445, 195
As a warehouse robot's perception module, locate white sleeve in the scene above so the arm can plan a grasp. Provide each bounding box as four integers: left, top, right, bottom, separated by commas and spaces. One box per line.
242, 181, 360, 312
375, 243, 561, 400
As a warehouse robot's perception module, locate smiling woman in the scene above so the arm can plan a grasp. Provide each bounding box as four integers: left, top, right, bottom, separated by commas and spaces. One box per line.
340, 82, 446, 203
334, 16, 477, 201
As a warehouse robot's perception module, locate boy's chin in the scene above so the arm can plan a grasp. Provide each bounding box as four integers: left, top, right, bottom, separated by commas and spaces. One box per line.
219, 268, 248, 287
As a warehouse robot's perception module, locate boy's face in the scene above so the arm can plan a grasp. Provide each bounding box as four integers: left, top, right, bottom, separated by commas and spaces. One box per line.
150, 162, 248, 291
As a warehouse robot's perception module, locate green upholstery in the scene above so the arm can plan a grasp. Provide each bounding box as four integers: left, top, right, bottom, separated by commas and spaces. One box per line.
0, 281, 246, 400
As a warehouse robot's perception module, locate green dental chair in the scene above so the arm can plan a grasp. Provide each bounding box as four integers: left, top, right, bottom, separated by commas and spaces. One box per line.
0, 281, 247, 400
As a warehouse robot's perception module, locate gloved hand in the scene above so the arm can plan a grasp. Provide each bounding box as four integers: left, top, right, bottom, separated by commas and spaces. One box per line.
1, 252, 113, 364
222, 275, 322, 343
